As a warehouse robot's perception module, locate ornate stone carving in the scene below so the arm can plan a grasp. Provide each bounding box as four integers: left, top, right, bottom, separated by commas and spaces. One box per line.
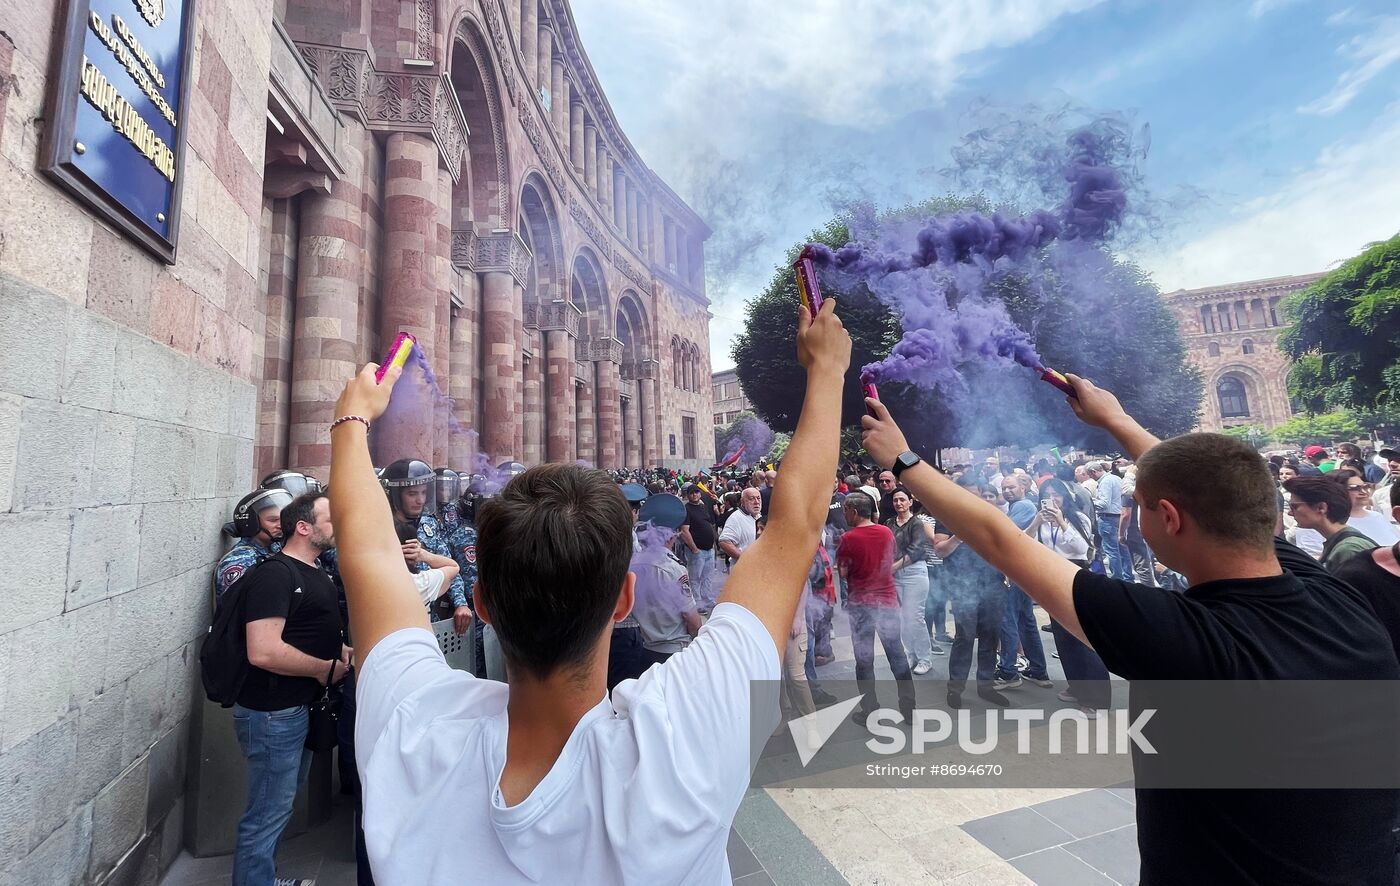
536, 300, 581, 336
517, 103, 567, 191
569, 198, 611, 261
295, 44, 469, 183
633, 358, 660, 380
611, 251, 652, 296
580, 337, 623, 364
473, 230, 532, 286
480, 0, 518, 105
450, 228, 479, 270
414, 0, 435, 62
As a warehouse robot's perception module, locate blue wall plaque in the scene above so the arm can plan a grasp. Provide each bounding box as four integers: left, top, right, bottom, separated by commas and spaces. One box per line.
41, 0, 197, 263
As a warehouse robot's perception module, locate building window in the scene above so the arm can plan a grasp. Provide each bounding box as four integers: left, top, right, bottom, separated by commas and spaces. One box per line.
1241, 339, 1255, 355
682, 416, 696, 459
1217, 304, 1233, 332
726, 411, 738, 424
1268, 297, 1280, 326
1218, 376, 1249, 418
714, 413, 723, 425
1208, 342, 1220, 357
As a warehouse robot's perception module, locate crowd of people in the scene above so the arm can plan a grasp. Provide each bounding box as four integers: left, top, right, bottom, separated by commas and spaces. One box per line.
207, 310, 1400, 885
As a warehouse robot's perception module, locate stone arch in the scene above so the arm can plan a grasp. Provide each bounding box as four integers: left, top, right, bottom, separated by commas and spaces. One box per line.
615, 289, 650, 366
1211, 365, 1266, 424
571, 247, 610, 341
449, 17, 510, 227
518, 173, 563, 309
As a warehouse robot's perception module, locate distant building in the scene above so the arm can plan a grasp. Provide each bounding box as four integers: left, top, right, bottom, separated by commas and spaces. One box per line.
1163, 272, 1325, 432
711, 368, 753, 428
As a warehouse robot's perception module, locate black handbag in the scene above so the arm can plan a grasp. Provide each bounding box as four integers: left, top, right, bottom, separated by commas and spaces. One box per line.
305, 671, 342, 752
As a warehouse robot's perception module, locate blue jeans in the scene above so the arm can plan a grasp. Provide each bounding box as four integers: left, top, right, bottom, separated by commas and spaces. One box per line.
848, 604, 915, 714
232, 704, 311, 886
687, 548, 716, 610
995, 585, 1049, 680
1097, 514, 1123, 581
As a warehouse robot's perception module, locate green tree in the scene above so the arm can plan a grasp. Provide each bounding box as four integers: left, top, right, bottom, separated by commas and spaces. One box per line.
1219, 425, 1273, 448
1268, 411, 1362, 448
731, 204, 1202, 452
1280, 233, 1400, 413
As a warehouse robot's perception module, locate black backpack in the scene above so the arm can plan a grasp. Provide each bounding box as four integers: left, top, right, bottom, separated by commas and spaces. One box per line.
200, 556, 302, 707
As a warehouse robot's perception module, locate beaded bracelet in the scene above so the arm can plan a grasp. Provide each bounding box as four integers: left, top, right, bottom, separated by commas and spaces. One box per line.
330, 415, 371, 432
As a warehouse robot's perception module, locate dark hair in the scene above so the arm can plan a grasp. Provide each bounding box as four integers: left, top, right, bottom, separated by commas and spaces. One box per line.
1138, 434, 1279, 546
476, 465, 633, 678
1038, 479, 1090, 536
1283, 476, 1351, 524
280, 492, 327, 537
843, 490, 875, 520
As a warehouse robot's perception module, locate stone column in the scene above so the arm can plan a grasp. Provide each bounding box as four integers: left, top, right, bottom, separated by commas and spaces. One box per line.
513, 282, 526, 459
520, 0, 538, 86
434, 166, 453, 466
626, 184, 639, 245
481, 270, 518, 461
448, 291, 477, 467
595, 355, 621, 469
612, 168, 625, 229
575, 379, 595, 465
536, 26, 552, 101
551, 57, 566, 136
641, 374, 660, 467
569, 95, 584, 172
623, 392, 641, 467
289, 185, 362, 478
522, 351, 543, 464
596, 144, 609, 206
583, 119, 597, 192
545, 327, 575, 461
664, 218, 675, 270
376, 131, 440, 466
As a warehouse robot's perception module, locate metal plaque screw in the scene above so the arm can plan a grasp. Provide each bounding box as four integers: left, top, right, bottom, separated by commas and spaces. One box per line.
74, 142, 86, 154
156, 212, 166, 223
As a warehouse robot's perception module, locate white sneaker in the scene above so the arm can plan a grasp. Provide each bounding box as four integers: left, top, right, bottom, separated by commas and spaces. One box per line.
912, 660, 932, 676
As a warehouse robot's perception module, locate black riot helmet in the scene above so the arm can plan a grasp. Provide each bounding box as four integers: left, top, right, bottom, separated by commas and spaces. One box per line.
261, 470, 317, 497
434, 469, 461, 516
227, 488, 294, 539
382, 458, 435, 520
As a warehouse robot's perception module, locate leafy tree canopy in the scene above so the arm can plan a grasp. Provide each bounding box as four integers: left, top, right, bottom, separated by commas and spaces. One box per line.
1267, 411, 1363, 448
731, 199, 1202, 453
1280, 233, 1400, 413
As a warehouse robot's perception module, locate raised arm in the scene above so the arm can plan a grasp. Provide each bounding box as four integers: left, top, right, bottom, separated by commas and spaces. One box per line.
717, 299, 850, 653
1065, 374, 1161, 461
328, 364, 430, 665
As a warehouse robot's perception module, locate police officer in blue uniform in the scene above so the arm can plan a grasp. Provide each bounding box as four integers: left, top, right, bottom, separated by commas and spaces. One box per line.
383, 458, 472, 632
439, 470, 487, 676
214, 487, 293, 598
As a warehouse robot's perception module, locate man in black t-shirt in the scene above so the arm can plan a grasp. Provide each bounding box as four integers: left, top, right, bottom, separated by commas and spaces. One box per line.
682, 485, 718, 610
861, 376, 1400, 886
1335, 481, 1400, 655
234, 492, 349, 886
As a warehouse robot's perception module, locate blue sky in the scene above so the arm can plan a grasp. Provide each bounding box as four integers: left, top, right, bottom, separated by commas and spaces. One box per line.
572, 0, 1400, 369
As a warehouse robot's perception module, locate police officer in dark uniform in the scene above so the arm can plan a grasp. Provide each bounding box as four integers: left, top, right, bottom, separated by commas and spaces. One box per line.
440, 472, 486, 677
383, 458, 472, 632
214, 488, 293, 598
607, 483, 651, 690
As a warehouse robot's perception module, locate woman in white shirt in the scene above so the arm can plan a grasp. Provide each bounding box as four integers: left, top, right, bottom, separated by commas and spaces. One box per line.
1024, 478, 1110, 714
1337, 468, 1400, 545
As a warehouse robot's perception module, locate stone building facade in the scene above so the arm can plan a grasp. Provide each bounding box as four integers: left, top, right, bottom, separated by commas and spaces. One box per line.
711, 367, 753, 428
0, 0, 710, 882
1163, 272, 1323, 432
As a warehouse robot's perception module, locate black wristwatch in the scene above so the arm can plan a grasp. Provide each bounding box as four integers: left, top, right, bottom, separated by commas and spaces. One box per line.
891, 450, 922, 479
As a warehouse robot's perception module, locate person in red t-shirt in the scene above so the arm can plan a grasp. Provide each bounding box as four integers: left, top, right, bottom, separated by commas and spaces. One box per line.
836, 491, 915, 723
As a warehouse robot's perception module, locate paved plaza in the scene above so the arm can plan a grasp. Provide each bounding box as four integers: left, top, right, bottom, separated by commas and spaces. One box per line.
161, 598, 1140, 886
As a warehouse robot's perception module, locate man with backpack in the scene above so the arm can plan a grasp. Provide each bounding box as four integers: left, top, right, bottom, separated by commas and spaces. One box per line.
212, 491, 351, 886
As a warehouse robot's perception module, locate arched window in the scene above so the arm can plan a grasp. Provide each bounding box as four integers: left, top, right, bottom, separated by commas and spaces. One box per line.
1218, 376, 1249, 418
1241, 339, 1255, 355
1208, 342, 1220, 357
672, 338, 682, 388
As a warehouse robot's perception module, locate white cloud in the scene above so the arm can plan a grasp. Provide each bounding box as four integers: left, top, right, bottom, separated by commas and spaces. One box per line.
1298, 13, 1400, 116
1139, 104, 1400, 291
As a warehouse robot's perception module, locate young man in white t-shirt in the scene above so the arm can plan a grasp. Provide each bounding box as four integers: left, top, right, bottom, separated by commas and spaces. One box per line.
326, 299, 851, 884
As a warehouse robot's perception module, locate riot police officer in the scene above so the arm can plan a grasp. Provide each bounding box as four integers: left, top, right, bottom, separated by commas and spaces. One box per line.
214, 487, 293, 598
440, 474, 486, 677
383, 458, 472, 632
260, 469, 321, 496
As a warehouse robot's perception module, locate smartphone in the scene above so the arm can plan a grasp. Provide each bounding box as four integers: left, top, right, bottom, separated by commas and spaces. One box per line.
1041, 499, 1055, 511
376, 331, 417, 384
